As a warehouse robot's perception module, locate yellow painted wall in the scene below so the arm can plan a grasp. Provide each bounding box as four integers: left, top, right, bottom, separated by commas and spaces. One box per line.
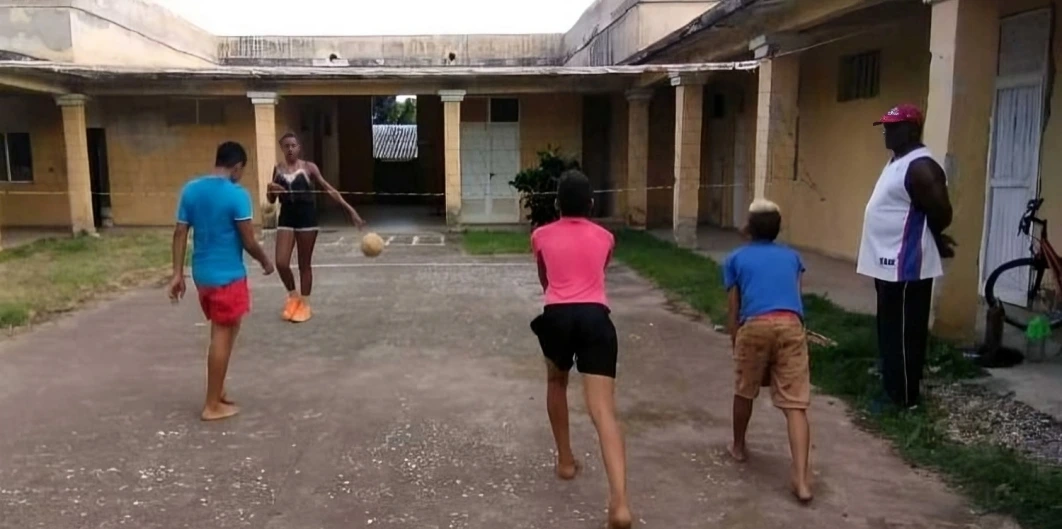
737, 74, 758, 229
610, 93, 630, 218
0, 96, 70, 227
0, 96, 295, 228
647, 86, 675, 227
519, 94, 583, 167
97, 97, 259, 226
771, 19, 931, 260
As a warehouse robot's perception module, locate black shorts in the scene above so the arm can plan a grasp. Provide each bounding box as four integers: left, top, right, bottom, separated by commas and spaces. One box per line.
277, 203, 318, 231
530, 303, 618, 378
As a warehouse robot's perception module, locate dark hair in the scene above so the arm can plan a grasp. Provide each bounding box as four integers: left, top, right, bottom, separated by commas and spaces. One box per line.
556, 170, 593, 218
747, 210, 782, 241
214, 141, 248, 168
279, 132, 298, 144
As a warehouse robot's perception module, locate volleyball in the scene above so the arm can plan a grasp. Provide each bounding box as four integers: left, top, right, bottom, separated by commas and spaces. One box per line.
361, 232, 385, 258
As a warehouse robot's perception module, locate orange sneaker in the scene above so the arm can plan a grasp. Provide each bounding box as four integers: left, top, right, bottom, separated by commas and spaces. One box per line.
290, 299, 312, 323
282, 296, 301, 321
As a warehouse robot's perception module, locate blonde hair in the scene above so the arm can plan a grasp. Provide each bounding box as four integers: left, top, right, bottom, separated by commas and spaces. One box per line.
748, 198, 780, 214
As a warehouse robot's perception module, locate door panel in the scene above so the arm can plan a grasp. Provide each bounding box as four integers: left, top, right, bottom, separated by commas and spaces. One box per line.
487, 123, 520, 221
460, 104, 522, 223
461, 123, 490, 220
982, 8, 1051, 305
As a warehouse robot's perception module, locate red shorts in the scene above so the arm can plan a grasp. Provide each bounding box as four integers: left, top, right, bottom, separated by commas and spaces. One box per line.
196, 278, 250, 326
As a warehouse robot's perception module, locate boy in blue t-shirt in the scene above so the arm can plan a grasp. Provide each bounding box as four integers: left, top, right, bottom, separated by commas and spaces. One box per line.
168, 141, 274, 422
722, 199, 813, 502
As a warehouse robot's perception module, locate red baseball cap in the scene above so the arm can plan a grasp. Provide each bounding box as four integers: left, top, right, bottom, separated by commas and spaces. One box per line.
873, 104, 924, 126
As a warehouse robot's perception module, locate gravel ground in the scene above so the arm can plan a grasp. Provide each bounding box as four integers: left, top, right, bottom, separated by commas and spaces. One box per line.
932, 381, 1062, 466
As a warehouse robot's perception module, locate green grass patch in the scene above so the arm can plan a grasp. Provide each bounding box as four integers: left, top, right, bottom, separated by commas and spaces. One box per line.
462, 230, 532, 255
462, 228, 1062, 528
0, 230, 173, 328
613, 230, 728, 323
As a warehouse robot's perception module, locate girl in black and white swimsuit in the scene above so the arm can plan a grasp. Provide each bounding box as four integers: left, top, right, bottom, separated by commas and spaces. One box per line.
267, 132, 366, 323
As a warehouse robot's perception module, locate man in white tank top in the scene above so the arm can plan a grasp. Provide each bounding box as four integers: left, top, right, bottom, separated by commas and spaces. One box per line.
857, 104, 955, 410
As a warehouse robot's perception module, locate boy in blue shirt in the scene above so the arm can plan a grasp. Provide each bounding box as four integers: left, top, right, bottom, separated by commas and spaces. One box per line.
168, 141, 274, 422
723, 199, 813, 502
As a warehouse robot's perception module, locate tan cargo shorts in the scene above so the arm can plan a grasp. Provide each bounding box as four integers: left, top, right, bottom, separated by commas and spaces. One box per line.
733, 315, 811, 409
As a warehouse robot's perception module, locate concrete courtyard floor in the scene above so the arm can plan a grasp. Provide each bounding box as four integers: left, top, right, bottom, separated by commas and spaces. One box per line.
0, 229, 1017, 529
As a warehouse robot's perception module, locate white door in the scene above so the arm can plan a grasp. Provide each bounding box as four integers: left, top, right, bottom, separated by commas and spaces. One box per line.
460, 99, 521, 224
461, 123, 491, 222
981, 9, 1051, 305
487, 122, 521, 222
732, 115, 748, 228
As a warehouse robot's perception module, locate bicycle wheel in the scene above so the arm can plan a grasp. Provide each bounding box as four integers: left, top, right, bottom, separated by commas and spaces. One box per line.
984, 257, 1062, 330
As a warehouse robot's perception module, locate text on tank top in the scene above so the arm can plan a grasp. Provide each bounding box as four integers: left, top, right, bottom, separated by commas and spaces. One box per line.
856, 146, 945, 282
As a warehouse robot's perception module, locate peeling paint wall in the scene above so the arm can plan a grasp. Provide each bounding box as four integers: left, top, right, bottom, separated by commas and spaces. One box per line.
0, 96, 70, 227
0, 6, 74, 62
0, 0, 216, 66
217, 34, 565, 67
769, 21, 931, 261
93, 97, 256, 225
564, 0, 715, 66
519, 94, 584, 168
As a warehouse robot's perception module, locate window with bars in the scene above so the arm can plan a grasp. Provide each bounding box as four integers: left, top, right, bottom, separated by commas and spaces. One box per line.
0, 132, 33, 182
837, 50, 881, 102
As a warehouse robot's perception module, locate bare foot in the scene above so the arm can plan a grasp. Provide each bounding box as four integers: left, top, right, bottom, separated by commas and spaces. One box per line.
728, 442, 748, 462
608, 504, 633, 529
201, 403, 240, 422
220, 393, 235, 405
791, 477, 813, 504
556, 459, 580, 480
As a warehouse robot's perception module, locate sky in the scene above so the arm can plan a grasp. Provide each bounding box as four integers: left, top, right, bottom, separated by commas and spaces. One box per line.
153, 0, 594, 36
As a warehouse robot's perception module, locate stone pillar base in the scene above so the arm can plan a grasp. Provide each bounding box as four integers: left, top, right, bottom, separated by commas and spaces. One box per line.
673, 220, 698, 249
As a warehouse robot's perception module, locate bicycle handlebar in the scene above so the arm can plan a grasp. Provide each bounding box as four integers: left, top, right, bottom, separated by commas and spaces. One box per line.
1019, 198, 1046, 236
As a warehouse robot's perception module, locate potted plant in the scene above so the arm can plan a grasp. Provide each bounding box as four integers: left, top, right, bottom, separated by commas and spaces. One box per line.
509, 147, 581, 228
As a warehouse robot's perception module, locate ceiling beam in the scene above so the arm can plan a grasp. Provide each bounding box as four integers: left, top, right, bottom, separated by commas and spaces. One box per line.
0, 74, 69, 95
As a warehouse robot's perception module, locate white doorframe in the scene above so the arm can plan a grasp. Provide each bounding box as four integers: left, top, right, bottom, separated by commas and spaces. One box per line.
978, 7, 1052, 298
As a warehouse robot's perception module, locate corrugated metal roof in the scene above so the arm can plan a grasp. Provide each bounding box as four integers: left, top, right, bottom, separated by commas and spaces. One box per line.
373, 124, 418, 161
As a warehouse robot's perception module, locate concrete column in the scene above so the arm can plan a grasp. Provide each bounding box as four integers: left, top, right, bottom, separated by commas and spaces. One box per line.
249, 91, 278, 225
752, 53, 800, 200
923, 0, 999, 340
671, 74, 705, 249
625, 89, 652, 228
56, 94, 95, 235
439, 90, 466, 228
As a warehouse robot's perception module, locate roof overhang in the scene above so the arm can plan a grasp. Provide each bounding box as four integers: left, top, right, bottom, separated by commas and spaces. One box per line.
0, 60, 761, 96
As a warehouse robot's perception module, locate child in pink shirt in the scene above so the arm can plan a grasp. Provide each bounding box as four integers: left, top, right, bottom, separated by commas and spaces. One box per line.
530, 170, 631, 529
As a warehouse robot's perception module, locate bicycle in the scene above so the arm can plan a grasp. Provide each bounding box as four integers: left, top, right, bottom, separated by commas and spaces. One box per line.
984, 198, 1062, 331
